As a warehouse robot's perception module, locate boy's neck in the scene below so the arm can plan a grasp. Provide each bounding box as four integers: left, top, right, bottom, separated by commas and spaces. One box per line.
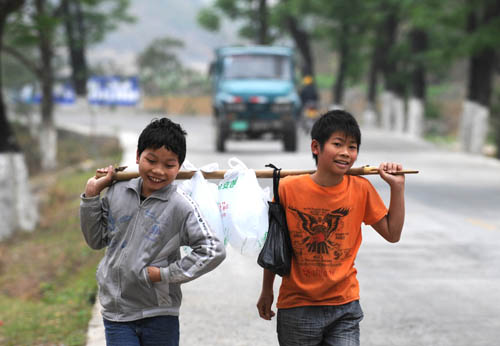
311, 170, 344, 187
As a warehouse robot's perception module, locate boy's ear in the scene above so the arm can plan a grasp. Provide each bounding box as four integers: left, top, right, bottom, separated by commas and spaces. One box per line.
136, 150, 140, 164
311, 139, 321, 155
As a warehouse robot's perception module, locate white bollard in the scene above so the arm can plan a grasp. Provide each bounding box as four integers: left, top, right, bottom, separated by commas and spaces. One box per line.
459, 100, 490, 154
470, 102, 489, 154
362, 103, 377, 129
392, 96, 405, 133
0, 153, 38, 240
459, 100, 474, 151
380, 91, 394, 131
407, 98, 424, 137
0, 154, 17, 239
13, 153, 38, 231
39, 123, 58, 170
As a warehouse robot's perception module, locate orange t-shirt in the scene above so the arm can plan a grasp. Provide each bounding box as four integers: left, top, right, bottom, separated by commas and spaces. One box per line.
276, 174, 387, 309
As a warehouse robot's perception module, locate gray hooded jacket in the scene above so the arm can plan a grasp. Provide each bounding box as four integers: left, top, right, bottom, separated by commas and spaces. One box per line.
80, 178, 226, 322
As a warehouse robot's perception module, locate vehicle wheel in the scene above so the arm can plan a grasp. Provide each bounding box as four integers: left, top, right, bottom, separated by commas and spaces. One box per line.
216, 126, 227, 152
283, 122, 297, 152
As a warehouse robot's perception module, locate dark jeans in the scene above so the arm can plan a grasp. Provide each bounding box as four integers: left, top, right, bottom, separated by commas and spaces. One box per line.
103, 315, 179, 346
277, 300, 364, 346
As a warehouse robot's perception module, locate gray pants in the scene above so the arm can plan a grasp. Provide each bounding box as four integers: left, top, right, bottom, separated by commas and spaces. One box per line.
277, 300, 364, 346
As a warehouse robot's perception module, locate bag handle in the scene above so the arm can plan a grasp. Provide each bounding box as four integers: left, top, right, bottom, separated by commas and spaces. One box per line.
228, 157, 248, 170
265, 163, 281, 204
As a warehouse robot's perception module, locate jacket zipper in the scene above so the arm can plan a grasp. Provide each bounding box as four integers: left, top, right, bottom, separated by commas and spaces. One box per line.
113, 197, 143, 312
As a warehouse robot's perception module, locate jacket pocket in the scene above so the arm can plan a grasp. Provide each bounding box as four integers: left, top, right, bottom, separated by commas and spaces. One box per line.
153, 281, 171, 306
150, 257, 171, 306
96, 260, 117, 311
120, 266, 158, 308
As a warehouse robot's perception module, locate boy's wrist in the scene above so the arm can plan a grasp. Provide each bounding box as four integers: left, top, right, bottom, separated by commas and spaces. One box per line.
84, 190, 99, 198
84, 183, 102, 197
81, 191, 100, 200
147, 266, 162, 282
389, 181, 405, 191
260, 288, 273, 297
261, 281, 275, 293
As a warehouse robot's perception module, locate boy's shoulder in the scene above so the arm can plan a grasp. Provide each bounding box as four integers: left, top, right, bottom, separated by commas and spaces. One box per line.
106, 179, 133, 195
280, 174, 312, 194
281, 174, 310, 187
347, 174, 371, 186
107, 178, 139, 195
345, 175, 380, 196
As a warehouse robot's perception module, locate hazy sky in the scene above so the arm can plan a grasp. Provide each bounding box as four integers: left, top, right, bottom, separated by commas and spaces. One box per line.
88, 0, 242, 74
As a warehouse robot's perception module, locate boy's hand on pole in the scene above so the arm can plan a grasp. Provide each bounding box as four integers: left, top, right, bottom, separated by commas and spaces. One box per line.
378, 162, 405, 188
257, 292, 276, 320
84, 165, 114, 197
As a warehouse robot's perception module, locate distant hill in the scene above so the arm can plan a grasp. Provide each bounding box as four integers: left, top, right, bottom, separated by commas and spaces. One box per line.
88, 0, 244, 75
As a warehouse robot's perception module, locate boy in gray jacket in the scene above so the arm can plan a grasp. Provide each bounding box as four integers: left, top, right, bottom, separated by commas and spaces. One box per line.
80, 117, 226, 346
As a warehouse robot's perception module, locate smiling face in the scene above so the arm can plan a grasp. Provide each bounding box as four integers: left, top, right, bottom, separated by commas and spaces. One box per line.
136, 146, 181, 197
312, 131, 358, 178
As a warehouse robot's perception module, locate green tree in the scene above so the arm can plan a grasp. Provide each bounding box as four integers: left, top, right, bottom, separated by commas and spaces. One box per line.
0, 0, 25, 152
3, 0, 133, 169
363, 0, 444, 131
273, 0, 317, 87
461, 0, 500, 153
136, 37, 185, 96
137, 37, 210, 97
0, 0, 38, 239
61, 0, 134, 96
426, 0, 500, 152
363, 1, 401, 106
462, 1, 499, 108
198, 0, 272, 44
400, 0, 462, 102
2, 0, 62, 170
310, 0, 370, 105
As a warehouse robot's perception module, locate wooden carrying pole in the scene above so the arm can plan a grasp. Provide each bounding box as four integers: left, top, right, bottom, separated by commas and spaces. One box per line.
96, 166, 419, 181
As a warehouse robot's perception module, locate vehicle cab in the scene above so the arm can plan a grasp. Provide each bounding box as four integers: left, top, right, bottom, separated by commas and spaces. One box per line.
210, 46, 301, 152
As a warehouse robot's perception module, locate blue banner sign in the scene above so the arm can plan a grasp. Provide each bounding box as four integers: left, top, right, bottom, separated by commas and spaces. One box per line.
18, 76, 140, 106
87, 76, 140, 106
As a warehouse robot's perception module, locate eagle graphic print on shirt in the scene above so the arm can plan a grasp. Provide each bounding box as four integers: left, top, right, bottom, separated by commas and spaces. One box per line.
289, 206, 350, 259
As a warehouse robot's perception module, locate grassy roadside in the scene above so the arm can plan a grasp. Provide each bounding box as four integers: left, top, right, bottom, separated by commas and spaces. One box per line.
0, 126, 122, 345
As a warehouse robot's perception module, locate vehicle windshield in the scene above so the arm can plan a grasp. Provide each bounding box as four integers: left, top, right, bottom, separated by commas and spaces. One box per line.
222, 54, 291, 80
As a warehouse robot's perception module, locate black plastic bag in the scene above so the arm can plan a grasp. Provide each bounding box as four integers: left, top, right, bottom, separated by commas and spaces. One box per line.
257, 164, 293, 277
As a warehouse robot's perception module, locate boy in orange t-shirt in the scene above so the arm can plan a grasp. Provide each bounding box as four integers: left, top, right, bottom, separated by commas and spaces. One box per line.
256, 110, 405, 346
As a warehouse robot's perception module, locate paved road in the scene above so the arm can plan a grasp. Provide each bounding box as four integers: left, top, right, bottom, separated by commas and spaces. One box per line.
56, 107, 500, 346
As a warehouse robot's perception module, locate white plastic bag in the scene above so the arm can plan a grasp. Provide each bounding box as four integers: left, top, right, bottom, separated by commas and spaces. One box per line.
179, 161, 227, 254
217, 157, 270, 256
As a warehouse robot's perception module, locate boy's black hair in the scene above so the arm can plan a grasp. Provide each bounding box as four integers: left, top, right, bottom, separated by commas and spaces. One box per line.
310, 110, 361, 164
137, 117, 187, 165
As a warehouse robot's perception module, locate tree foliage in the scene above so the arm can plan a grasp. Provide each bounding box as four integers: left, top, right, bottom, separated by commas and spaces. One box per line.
136, 37, 209, 96
308, 0, 372, 102
137, 37, 184, 96
0, 0, 26, 152
3, 0, 134, 94
1, 0, 134, 169
198, 0, 273, 44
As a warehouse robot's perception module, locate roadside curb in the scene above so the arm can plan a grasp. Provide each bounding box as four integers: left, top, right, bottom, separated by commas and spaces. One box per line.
86, 300, 105, 345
